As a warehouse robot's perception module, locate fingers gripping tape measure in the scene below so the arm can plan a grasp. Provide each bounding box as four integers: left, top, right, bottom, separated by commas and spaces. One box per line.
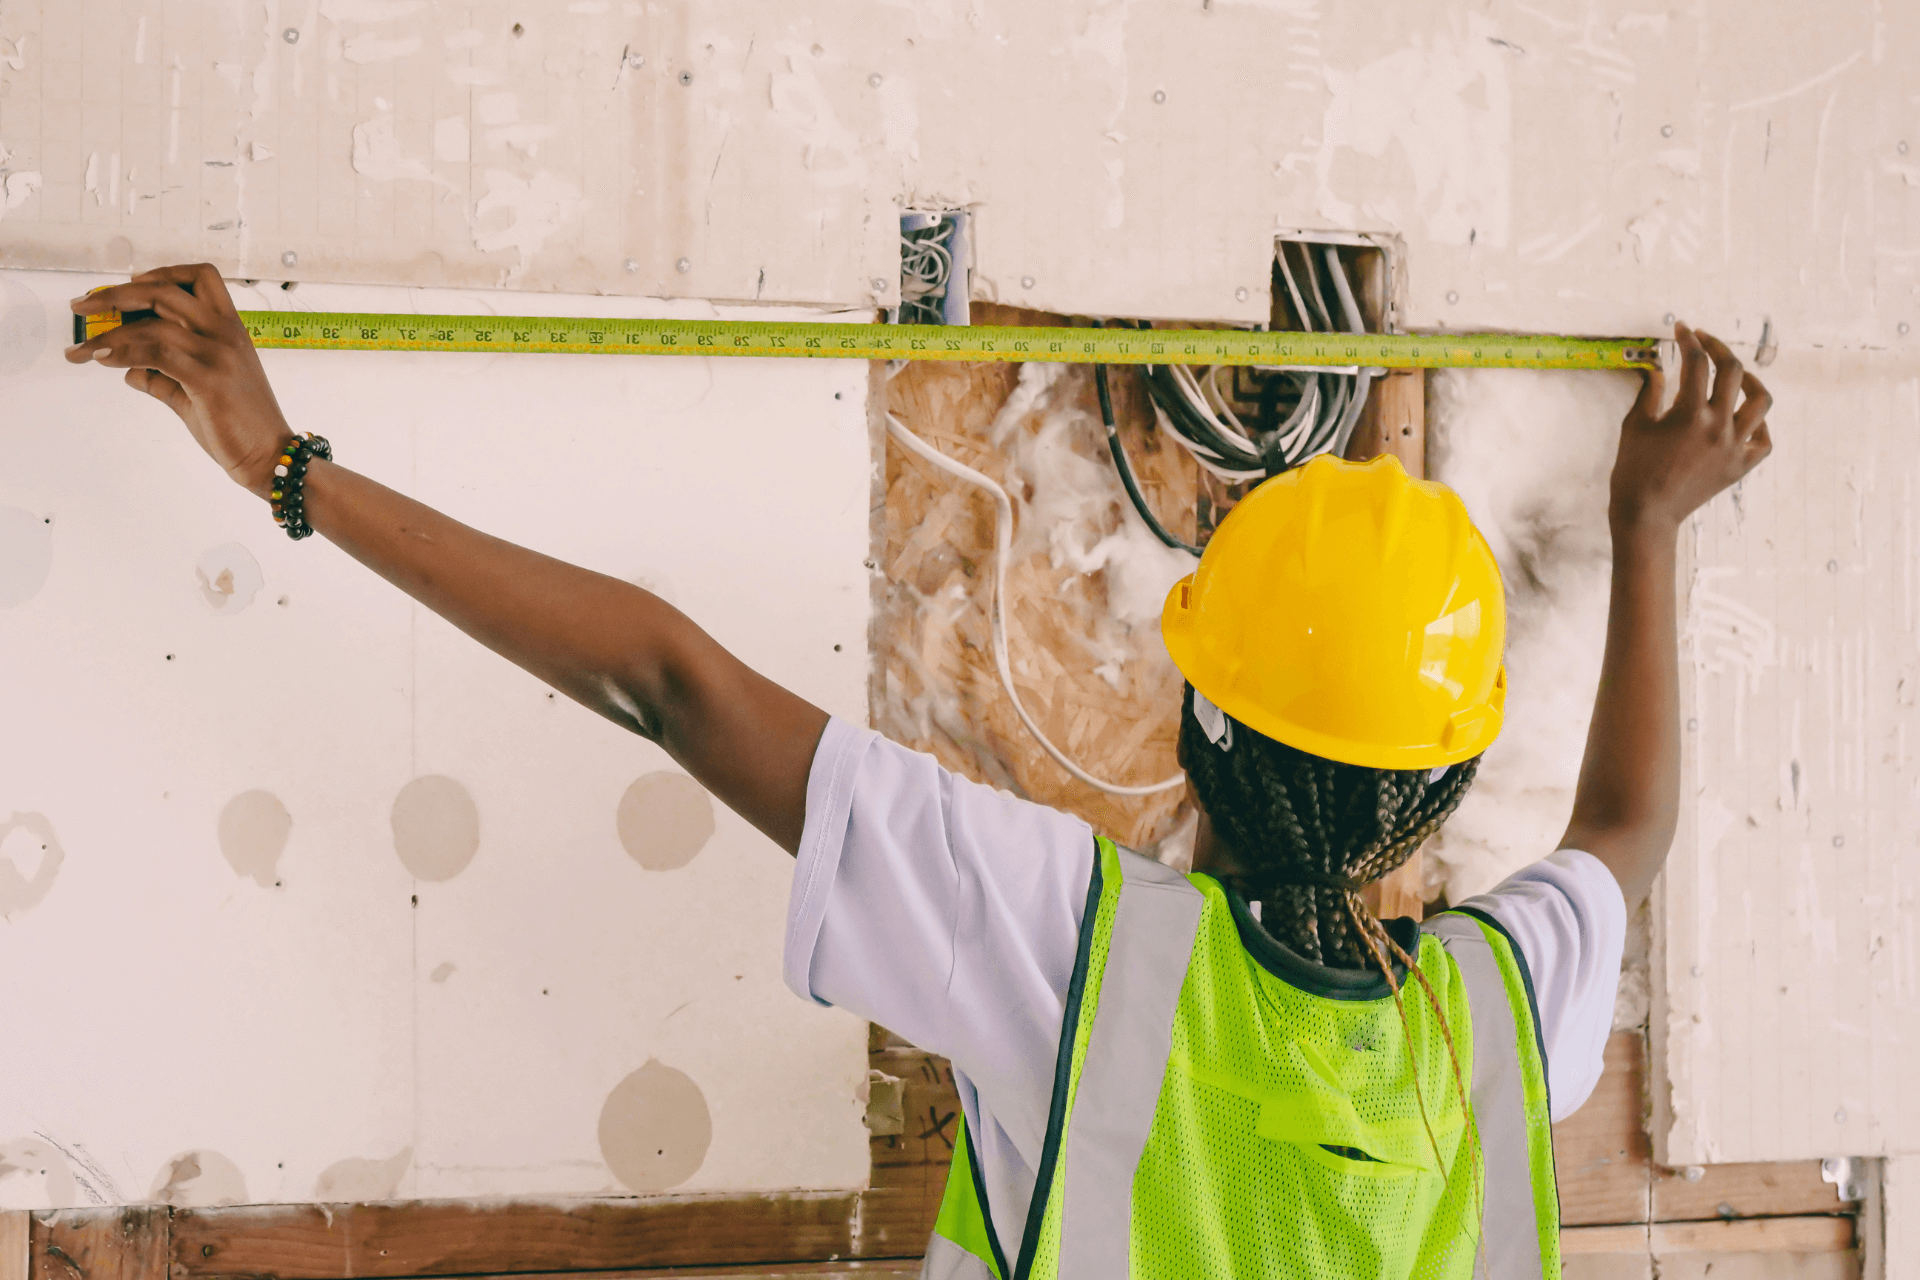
78, 303, 1659, 370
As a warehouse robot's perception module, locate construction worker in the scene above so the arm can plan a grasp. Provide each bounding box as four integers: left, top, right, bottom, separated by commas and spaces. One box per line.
69, 269, 1770, 1278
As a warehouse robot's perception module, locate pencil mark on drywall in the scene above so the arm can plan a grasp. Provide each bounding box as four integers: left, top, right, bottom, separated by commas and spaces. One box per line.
0, 1136, 79, 1210
149, 1150, 247, 1207
616, 772, 715, 871
312, 1147, 411, 1202
391, 775, 481, 881
196, 543, 265, 614
0, 813, 64, 918
33, 1133, 118, 1204
0, 506, 53, 608
217, 790, 292, 887
0, 274, 49, 375
597, 1060, 711, 1192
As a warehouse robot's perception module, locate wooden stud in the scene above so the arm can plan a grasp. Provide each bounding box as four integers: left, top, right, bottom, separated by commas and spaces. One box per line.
1562, 1214, 1854, 1255
1552, 1031, 1655, 1226
1346, 367, 1429, 922
28, 1208, 168, 1280
165, 1196, 908, 1280
0, 1213, 28, 1280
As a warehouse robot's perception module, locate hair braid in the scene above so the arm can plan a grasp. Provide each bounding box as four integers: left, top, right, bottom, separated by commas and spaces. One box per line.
1177, 682, 1482, 967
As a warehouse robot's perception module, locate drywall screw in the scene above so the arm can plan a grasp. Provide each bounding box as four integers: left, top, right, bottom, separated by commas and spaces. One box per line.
1446, 291, 1459, 304
1021, 275, 1036, 289
1663, 312, 1676, 325
1828, 559, 1839, 572
1835, 1109, 1847, 1123
869, 73, 883, 87
678, 70, 693, 86
283, 27, 300, 44
1900, 321, 1912, 335
624, 258, 639, 273
1833, 835, 1845, 847
281, 250, 297, 267
1686, 718, 1698, 730
871, 277, 888, 292
1235, 286, 1250, 302
1901, 141, 1911, 155
626, 53, 644, 69
1661, 124, 1673, 137
675, 257, 691, 273
1682, 1166, 1705, 1182
1152, 89, 1167, 104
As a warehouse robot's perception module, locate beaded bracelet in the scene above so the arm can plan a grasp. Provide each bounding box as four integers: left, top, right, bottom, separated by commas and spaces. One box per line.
268, 433, 332, 540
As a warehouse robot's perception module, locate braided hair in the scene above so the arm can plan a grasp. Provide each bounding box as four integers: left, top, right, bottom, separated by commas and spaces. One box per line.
1178, 683, 1479, 967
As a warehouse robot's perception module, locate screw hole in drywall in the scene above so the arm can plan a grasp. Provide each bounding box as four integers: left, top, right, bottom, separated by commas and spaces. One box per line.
511, 22, 524, 37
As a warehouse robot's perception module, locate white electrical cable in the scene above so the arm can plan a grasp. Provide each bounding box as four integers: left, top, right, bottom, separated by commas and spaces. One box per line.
883, 409, 1188, 797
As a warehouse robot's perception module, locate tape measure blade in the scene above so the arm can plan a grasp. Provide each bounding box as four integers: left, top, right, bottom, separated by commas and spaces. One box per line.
234, 310, 1656, 369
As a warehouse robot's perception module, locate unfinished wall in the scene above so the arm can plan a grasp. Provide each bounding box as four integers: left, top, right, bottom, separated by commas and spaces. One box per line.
2, 0, 1917, 1242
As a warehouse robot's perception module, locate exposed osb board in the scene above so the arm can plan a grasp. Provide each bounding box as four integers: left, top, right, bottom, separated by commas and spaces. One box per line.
875, 305, 1196, 850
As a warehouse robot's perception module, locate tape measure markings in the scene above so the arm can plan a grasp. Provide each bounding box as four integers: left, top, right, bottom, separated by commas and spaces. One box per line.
220, 312, 1657, 370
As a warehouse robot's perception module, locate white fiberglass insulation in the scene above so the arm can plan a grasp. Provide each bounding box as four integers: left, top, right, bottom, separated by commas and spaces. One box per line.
1426, 368, 1636, 905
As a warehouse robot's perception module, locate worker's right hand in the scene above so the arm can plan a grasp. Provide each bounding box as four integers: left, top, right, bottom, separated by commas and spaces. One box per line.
66, 264, 293, 500
1608, 321, 1772, 533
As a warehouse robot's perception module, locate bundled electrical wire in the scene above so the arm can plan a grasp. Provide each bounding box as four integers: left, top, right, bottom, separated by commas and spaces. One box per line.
897, 215, 959, 326
1105, 242, 1381, 555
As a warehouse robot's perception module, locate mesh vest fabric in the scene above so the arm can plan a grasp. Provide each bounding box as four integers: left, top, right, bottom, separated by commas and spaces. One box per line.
925, 838, 1562, 1280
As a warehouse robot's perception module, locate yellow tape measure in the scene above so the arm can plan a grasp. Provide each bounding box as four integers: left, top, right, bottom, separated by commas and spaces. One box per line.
82, 305, 1658, 369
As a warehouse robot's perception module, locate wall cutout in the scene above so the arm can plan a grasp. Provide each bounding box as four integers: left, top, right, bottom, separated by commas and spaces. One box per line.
391, 775, 481, 881
615, 772, 716, 871
597, 1059, 712, 1193
149, 1150, 247, 1207
0, 506, 52, 609
0, 1136, 77, 1210
312, 1147, 411, 1203
0, 812, 63, 917
0, 274, 46, 377
195, 543, 265, 615
216, 790, 292, 887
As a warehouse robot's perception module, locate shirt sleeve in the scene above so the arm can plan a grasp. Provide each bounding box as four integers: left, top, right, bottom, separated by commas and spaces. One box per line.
1450, 848, 1628, 1121
783, 717, 1096, 1154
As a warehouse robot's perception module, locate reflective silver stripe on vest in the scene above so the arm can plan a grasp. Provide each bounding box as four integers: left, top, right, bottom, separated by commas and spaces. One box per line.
920, 1232, 996, 1280
1055, 847, 1205, 1280
1424, 912, 1545, 1280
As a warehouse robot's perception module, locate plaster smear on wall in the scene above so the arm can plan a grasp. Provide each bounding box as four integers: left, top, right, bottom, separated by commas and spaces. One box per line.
1310, 13, 1512, 247
1426, 368, 1635, 902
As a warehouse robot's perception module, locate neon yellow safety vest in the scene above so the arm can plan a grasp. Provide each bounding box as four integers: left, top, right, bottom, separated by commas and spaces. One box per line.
923, 838, 1561, 1280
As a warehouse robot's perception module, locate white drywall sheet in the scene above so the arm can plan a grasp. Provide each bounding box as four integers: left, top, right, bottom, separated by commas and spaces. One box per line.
0, 268, 873, 1206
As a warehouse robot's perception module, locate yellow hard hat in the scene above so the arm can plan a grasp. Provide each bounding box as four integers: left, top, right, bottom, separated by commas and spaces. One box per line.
1161, 453, 1506, 770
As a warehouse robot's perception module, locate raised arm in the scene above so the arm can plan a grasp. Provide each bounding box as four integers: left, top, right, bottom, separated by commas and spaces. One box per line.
1559, 322, 1772, 906
67, 264, 828, 854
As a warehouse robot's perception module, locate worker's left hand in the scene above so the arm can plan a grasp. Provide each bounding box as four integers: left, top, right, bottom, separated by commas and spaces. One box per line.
66, 264, 294, 500
1609, 321, 1772, 532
